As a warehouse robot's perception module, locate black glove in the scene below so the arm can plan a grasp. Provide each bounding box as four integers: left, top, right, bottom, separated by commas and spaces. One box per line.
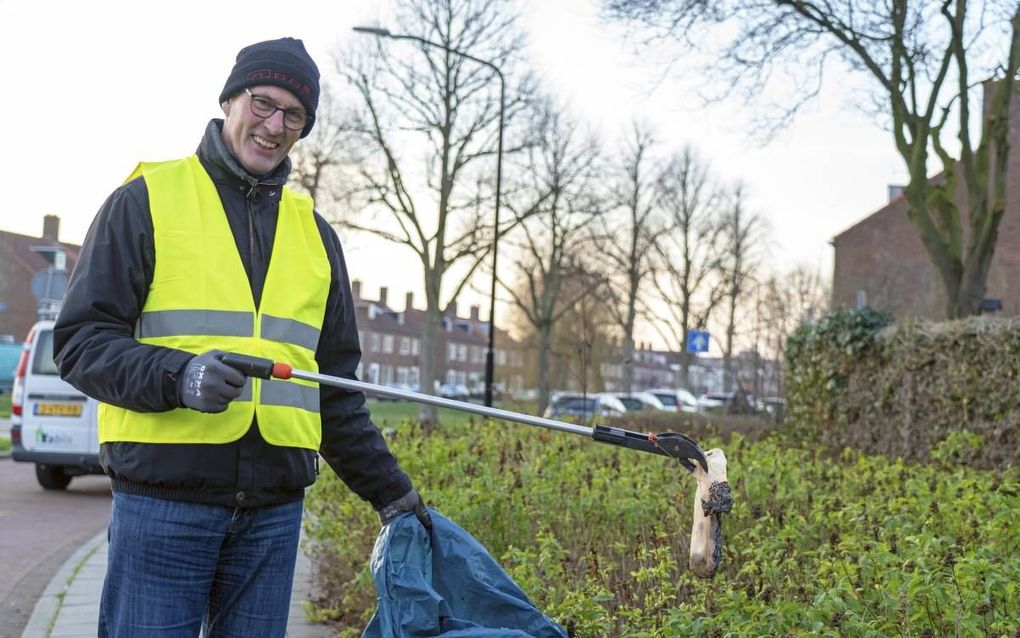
177, 350, 247, 413
378, 489, 432, 529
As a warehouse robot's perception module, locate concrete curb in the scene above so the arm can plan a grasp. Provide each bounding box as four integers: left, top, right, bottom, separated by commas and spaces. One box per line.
21, 531, 107, 638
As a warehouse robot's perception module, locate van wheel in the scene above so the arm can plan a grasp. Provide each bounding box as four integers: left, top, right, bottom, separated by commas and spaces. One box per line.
35, 464, 72, 490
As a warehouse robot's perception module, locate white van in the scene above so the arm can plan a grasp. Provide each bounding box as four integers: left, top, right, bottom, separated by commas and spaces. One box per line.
10, 320, 103, 489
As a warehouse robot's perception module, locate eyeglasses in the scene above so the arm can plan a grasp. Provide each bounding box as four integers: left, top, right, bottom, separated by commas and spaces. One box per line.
244, 88, 308, 131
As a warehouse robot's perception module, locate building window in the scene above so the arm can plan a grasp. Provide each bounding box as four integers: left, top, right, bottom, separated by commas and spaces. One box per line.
381, 365, 394, 385
367, 363, 380, 384
399, 336, 411, 355
397, 367, 409, 385
409, 367, 420, 387
411, 338, 420, 356
382, 334, 394, 354
370, 333, 381, 353
495, 349, 506, 366
470, 346, 483, 364
448, 343, 457, 361
446, 370, 458, 385
511, 374, 523, 393
457, 344, 468, 362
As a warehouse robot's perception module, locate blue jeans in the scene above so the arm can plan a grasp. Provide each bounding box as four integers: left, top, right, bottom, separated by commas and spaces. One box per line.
99, 493, 303, 638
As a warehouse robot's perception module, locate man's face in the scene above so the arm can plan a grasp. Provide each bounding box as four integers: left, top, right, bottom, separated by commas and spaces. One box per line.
221, 84, 303, 176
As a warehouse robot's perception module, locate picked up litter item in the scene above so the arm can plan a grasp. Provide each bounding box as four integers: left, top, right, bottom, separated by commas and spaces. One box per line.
687, 448, 733, 578
363, 509, 568, 638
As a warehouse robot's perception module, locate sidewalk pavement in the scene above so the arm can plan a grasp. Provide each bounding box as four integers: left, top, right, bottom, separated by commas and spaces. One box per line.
1, 418, 10, 459
21, 531, 334, 638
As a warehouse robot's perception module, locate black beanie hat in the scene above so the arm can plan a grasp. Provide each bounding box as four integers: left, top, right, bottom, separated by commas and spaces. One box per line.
219, 37, 320, 138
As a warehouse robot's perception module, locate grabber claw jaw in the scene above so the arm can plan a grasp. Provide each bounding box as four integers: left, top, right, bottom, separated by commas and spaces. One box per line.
651, 432, 709, 473
592, 425, 708, 472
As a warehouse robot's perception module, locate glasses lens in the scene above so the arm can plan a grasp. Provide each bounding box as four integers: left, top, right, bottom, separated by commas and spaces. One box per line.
283, 110, 307, 131
249, 96, 275, 118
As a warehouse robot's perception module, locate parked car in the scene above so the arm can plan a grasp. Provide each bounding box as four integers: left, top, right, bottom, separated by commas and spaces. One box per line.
700, 391, 760, 415
646, 388, 700, 414
10, 320, 104, 489
543, 392, 627, 421
439, 383, 471, 401
760, 396, 786, 422
0, 339, 21, 394
697, 393, 727, 412
609, 391, 667, 412
376, 382, 417, 401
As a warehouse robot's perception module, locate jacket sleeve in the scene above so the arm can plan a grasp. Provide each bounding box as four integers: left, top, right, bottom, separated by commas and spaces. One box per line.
313, 213, 414, 510
53, 178, 193, 412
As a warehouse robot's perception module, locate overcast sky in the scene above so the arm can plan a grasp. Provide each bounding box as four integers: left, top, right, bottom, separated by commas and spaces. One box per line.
0, 0, 908, 343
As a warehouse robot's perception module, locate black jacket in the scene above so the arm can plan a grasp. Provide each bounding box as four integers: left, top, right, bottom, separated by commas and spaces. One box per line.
54, 120, 413, 510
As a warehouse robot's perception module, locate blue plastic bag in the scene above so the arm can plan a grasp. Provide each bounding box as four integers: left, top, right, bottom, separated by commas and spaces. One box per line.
362, 509, 569, 638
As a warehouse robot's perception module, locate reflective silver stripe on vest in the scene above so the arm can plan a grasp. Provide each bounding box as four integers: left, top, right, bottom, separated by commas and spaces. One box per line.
261, 379, 320, 413
137, 310, 254, 339
260, 315, 320, 352
238, 379, 253, 402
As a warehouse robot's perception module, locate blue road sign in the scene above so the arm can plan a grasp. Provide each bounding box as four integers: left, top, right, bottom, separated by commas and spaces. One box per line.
687, 330, 710, 354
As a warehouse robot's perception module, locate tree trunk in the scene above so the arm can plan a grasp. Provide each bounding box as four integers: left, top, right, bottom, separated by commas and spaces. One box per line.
678, 349, 691, 390
623, 336, 635, 393
537, 324, 552, 415
417, 306, 441, 427
623, 293, 637, 393
723, 291, 737, 393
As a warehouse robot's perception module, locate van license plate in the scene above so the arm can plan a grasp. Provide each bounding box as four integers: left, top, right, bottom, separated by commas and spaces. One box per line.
34, 403, 83, 417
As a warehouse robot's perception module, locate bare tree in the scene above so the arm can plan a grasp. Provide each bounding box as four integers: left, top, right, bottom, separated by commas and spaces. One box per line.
334, 0, 532, 424
649, 146, 727, 389
289, 84, 357, 211
605, 0, 1020, 318
718, 183, 767, 392
752, 264, 830, 394
547, 273, 615, 399
595, 123, 663, 393
500, 99, 606, 413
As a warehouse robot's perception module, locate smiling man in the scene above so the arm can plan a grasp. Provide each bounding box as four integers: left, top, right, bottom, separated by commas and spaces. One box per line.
53, 38, 430, 637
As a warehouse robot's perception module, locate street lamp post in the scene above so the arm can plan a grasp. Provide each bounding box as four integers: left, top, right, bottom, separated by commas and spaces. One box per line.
353, 26, 505, 407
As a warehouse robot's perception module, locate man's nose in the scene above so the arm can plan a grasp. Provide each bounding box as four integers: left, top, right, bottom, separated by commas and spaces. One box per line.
264, 109, 286, 134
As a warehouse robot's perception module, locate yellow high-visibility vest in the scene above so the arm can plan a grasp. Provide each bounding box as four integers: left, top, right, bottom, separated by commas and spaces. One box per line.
99, 155, 329, 450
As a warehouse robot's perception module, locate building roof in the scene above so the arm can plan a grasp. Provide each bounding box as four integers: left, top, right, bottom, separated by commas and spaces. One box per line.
0, 227, 81, 276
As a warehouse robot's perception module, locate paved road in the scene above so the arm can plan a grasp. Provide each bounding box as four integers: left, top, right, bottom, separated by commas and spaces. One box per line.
0, 455, 111, 638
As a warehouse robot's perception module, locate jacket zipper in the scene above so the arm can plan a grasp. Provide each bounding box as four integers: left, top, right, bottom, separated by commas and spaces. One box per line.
245, 182, 258, 277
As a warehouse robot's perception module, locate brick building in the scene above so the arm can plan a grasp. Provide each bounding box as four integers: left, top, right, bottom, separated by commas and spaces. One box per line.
0, 216, 80, 340
832, 82, 1020, 319
600, 344, 677, 392
351, 281, 525, 396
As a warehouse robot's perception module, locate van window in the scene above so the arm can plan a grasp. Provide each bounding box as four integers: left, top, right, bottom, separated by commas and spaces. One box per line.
652, 392, 678, 408
32, 330, 60, 376
555, 396, 595, 412
618, 397, 644, 411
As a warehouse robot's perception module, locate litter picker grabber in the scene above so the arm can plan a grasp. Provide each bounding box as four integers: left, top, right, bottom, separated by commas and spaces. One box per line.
220, 353, 708, 473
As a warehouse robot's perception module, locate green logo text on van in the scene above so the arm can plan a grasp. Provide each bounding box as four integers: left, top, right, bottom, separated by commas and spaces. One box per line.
35, 427, 74, 446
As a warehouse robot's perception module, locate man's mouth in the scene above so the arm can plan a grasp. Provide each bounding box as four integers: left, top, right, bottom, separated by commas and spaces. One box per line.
252, 134, 280, 151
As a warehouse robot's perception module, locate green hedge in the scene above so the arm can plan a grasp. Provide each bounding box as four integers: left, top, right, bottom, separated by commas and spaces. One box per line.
786, 309, 1020, 469
303, 418, 1020, 636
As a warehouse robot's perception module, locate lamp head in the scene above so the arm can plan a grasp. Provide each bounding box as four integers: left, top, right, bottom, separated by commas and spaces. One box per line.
352, 26, 393, 37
